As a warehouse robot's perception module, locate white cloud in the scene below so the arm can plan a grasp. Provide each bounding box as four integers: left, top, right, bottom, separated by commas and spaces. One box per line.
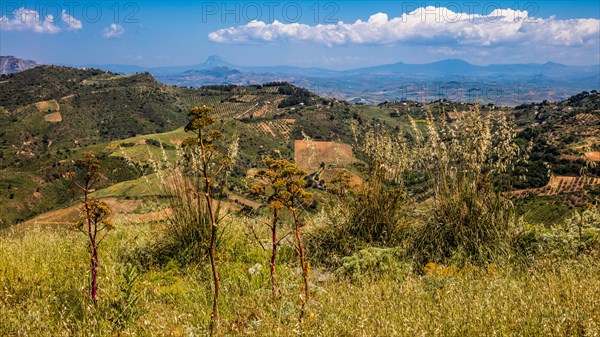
61, 10, 82, 30
0, 7, 61, 34
208, 7, 600, 48
103, 23, 125, 38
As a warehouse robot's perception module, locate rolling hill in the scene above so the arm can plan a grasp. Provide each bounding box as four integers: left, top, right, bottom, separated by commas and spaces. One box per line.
0, 66, 598, 228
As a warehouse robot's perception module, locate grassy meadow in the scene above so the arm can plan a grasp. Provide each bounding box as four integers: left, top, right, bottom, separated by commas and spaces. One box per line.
1, 219, 599, 336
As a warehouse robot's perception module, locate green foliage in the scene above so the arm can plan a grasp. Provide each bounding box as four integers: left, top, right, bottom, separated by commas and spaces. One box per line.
347, 184, 406, 244
307, 184, 407, 268
109, 263, 142, 331
411, 182, 515, 266
277, 85, 313, 108
516, 205, 600, 258
334, 247, 410, 281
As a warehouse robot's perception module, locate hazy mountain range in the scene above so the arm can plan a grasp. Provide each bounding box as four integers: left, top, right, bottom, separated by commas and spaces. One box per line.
73, 55, 600, 105
3, 55, 599, 105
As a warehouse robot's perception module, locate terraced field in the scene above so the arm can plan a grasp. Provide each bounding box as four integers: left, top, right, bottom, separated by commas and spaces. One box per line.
246, 119, 294, 140
511, 175, 600, 206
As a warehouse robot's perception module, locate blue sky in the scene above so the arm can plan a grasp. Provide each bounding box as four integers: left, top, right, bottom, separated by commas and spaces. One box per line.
1, 1, 599, 69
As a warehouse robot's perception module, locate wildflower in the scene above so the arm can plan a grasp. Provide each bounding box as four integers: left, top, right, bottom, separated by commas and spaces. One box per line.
248, 263, 262, 276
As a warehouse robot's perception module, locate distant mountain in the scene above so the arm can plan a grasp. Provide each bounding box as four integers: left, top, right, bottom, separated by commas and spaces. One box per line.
0, 56, 42, 75
74, 55, 236, 76
63, 56, 600, 105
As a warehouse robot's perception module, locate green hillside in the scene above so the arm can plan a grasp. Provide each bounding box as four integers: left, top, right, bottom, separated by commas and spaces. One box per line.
0, 67, 598, 227
1, 67, 600, 336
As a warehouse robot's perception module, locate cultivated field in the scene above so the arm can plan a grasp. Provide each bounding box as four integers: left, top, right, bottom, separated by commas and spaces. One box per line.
294, 140, 357, 173
43, 111, 62, 122
35, 99, 60, 112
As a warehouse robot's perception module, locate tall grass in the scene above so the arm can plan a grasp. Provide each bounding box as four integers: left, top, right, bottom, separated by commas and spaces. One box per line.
161, 170, 214, 264
408, 107, 528, 265
306, 126, 413, 266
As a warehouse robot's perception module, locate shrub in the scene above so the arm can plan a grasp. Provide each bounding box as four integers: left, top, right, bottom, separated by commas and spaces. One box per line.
334, 247, 410, 281
516, 205, 600, 258
161, 170, 214, 264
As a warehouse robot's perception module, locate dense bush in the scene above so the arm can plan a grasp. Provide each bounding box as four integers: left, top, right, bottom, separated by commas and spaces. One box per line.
334, 247, 410, 281
515, 206, 600, 258
277, 85, 313, 108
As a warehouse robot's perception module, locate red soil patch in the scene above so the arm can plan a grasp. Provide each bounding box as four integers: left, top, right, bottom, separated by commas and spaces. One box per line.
585, 152, 600, 162
294, 140, 356, 173
61, 94, 76, 100
44, 112, 62, 123
35, 99, 59, 112
510, 175, 600, 198
560, 154, 582, 161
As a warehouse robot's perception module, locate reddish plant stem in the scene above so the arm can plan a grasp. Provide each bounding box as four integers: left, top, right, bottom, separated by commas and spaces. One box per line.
270, 208, 279, 297
199, 129, 220, 337
83, 165, 98, 305
291, 207, 309, 306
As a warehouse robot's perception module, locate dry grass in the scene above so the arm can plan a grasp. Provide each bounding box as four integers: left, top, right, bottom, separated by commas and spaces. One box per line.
20, 198, 142, 227
1, 221, 599, 336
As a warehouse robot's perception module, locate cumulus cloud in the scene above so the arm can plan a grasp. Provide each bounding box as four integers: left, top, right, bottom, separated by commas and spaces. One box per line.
103, 24, 125, 38
0, 7, 84, 33
0, 7, 61, 34
208, 7, 600, 48
61, 10, 82, 30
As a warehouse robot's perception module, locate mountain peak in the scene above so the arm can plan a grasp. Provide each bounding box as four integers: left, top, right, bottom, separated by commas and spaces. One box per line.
0, 56, 42, 75
205, 55, 228, 66
435, 59, 473, 66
